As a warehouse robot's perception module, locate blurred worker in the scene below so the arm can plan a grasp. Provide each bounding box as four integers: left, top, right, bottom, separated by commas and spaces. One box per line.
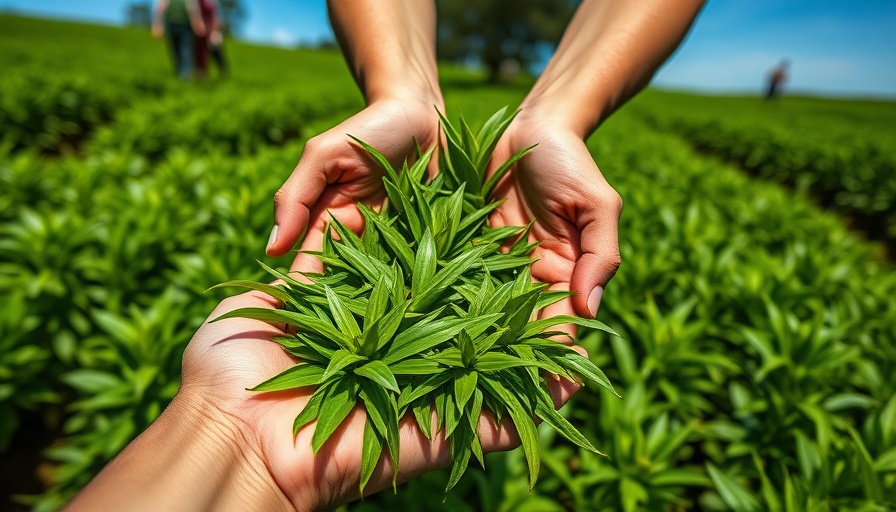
195, 0, 229, 78
766, 59, 789, 100
152, 0, 207, 79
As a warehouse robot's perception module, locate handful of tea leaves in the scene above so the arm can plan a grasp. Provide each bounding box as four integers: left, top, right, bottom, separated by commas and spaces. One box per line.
214, 108, 618, 493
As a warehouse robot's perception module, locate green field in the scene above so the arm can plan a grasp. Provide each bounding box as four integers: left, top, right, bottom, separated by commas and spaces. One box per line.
2, 15, 896, 511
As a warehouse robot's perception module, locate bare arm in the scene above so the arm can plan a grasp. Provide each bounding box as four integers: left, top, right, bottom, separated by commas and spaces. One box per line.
326, 0, 442, 107
66, 395, 292, 512
266, 0, 444, 260
521, 0, 705, 138
489, 0, 704, 318
186, 0, 206, 36
151, 0, 168, 37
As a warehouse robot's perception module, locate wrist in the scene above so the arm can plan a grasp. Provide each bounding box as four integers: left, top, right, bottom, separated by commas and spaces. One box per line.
164, 393, 295, 512
518, 90, 601, 141
69, 393, 293, 512
362, 60, 443, 111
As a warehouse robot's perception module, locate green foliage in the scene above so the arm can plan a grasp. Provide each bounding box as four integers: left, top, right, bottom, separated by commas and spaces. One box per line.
2, 15, 896, 512
220, 109, 617, 493
436, 0, 575, 82
636, 90, 896, 240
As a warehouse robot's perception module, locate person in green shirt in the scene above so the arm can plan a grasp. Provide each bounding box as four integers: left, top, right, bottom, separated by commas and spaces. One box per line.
152, 0, 207, 78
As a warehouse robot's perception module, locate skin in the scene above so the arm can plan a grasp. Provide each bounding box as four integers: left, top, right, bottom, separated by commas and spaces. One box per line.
268, 0, 704, 322
71, 0, 704, 509
152, 0, 207, 38
68, 290, 579, 511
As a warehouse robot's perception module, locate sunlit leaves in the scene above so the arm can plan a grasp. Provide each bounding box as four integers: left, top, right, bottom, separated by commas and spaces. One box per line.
220, 109, 617, 493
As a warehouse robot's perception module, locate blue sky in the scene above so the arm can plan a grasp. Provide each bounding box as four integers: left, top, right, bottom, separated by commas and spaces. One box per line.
2, 0, 894, 97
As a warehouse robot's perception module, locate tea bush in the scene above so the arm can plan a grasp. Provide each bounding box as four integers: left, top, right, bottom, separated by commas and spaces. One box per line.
635, 91, 896, 240
2, 15, 895, 512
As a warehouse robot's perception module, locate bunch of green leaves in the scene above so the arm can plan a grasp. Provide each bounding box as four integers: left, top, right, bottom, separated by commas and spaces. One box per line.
216, 108, 618, 494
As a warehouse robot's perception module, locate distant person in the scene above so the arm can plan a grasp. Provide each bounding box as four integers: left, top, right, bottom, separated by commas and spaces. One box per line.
195, 0, 229, 78
766, 59, 789, 99
152, 0, 207, 79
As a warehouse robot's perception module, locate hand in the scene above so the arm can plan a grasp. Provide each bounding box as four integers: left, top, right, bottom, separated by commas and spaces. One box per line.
151, 24, 164, 39
266, 99, 442, 272
178, 290, 580, 511
192, 20, 207, 37
210, 30, 223, 47
488, 117, 623, 326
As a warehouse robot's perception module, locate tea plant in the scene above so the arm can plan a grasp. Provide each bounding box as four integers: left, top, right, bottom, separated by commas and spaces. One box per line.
217, 108, 619, 492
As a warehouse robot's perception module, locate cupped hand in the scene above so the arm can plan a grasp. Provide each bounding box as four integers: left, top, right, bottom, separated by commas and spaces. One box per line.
488, 117, 623, 327
179, 290, 580, 511
267, 99, 442, 273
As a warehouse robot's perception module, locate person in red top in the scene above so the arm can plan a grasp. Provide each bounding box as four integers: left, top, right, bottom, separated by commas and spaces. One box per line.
194, 0, 228, 78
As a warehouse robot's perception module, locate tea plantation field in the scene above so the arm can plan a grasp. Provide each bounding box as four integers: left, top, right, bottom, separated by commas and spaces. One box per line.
2, 14, 896, 511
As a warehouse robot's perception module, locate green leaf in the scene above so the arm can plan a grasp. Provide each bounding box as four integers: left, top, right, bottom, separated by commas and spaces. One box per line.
482, 144, 536, 199
359, 418, 382, 496
311, 379, 357, 454
293, 383, 329, 435
249, 364, 324, 392
555, 351, 619, 397
388, 358, 442, 375
349, 134, 399, 183
333, 243, 390, 287
446, 420, 474, 491
211, 307, 352, 351
521, 315, 620, 339
454, 370, 478, 411
359, 382, 400, 489
475, 352, 549, 372
322, 349, 367, 381
360, 204, 415, 271
397, 372, 453, 409
354, 360, 400, 393
706, 463, 762, 512
324, 286, 361, 340
534, 399, 602, 455
411, 246, 489, 312
412, 400, 433, 440
207, 280, 295, 306
364, 275, 391, 328
481, 375, 541, 490
383, 312, 501, 364
60, 370, 120, 393
411, 229, 437, 297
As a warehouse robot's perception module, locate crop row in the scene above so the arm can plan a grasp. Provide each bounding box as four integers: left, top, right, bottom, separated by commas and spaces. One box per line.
350, 108, 896, 511
3, 102, 895, 510
635, 92, 896, 242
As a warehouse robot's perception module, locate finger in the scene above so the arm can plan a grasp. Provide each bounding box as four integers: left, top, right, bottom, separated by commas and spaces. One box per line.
537, 282, 578, 346
290, 197, 369, 274
570, 188, 623, 318
267, 137, 331, 257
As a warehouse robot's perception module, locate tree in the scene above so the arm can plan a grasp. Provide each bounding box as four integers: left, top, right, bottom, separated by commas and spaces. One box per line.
217, 0, 247, 36
436, 0, 578, 83
125, 1, 152, 28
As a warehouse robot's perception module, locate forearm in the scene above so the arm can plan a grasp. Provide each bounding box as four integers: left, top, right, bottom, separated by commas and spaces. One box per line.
327, 0, 442, 107
67, 394, 293, 512
521, 0, 704, 138
187, 0, 206, 34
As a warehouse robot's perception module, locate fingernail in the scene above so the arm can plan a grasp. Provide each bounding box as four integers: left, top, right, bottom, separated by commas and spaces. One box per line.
266, 224, 279, 252
587, 286, 604, 317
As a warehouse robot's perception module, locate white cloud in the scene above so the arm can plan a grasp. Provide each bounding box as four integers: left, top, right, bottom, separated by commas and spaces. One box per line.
271, 27, 294, 47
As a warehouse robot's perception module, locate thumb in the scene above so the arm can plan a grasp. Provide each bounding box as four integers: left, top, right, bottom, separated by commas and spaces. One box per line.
570, 189, 623, 318
267, 137, 331, 257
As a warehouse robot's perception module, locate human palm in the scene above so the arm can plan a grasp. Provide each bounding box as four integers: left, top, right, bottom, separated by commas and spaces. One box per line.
179, 291, 579, 511
489, 121, 623, 325
267, 100, 442, 274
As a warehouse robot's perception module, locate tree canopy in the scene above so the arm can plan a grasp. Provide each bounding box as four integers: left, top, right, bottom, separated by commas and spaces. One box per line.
436, 0, 578, 82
